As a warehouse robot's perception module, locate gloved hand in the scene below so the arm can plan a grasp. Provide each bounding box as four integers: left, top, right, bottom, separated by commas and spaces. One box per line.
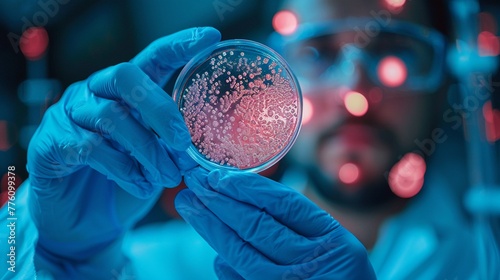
176, 168, 376, 280
27, 27, 220, 277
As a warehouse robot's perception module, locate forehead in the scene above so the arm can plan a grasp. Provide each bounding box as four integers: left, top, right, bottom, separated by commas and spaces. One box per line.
284, 0, 431, 27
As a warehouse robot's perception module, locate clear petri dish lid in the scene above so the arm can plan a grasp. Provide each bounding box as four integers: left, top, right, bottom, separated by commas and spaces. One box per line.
173, 39, 302, 173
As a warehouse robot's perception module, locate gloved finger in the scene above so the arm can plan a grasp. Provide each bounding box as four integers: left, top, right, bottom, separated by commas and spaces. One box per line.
207, 169, 339, 238
70, 97, 182, 187
175, 189, 273, 278
59, 130, 160, 199
184, 168, 313, 265
88, 63, 191, 151
161, 142, 198, 174
131, 27, 221, 86
214, 256, 245, 280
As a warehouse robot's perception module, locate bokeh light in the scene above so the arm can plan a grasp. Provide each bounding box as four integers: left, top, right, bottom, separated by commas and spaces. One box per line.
338, 163, 360, 184
20, 27, 49, 60
478, 31, 500, 57
273, 10, 298, 36
377, 56, 407, 87
1, 173, 23, 207
302, 96, 314, 124
384, 0, 406, 9
344, 91, 369, 117
483, 100, 494, 122
483, 101, 500, 142
388, 153, 426, 198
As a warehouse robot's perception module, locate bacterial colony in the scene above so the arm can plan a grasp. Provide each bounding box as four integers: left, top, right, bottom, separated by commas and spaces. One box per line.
179, 49, 299, 169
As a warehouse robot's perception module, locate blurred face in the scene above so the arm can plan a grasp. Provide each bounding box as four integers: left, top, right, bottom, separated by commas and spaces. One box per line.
282, 0, 443, 210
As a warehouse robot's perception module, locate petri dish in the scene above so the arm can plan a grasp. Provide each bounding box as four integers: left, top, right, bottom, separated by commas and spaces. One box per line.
173, 39, 302, 173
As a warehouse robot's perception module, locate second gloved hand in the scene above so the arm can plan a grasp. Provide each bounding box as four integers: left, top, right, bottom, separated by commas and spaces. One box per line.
176, 168, 376, 280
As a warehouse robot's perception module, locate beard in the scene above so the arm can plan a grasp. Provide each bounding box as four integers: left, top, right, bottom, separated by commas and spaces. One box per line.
299, 116, 409, 212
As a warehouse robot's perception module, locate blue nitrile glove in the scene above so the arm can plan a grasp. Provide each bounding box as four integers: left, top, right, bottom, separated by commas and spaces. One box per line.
26, 27, 220, 278
176, 168, 376, 280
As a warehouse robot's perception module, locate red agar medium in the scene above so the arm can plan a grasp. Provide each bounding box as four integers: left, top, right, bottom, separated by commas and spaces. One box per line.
174, 40, 302, 172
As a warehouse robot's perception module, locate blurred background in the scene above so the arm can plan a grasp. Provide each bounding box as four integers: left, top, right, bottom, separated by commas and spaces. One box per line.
0, 0, 282, 218
0, 0, 499, 224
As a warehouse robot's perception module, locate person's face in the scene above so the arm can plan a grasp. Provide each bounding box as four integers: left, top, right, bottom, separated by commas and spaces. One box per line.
283, 0, 442, 209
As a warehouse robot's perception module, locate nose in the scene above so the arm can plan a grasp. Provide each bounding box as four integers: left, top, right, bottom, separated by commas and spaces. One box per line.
339, 45, 383, 118
334, 46, 373, 118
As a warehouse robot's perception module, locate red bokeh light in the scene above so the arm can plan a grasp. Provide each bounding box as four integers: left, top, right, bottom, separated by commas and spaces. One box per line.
1, 173, 23, 207
344, 91, 369, 117
302, 96, 314, 124
377, 56, 408, 87
20, 27, 49, 60
388, 153, 426, 198
384, 0, 406, 9
483, 101, 500, 142
338, 163, 360, 184
272, 10, 298, 36
483, 100, 494, 122
478, 31, 500, 57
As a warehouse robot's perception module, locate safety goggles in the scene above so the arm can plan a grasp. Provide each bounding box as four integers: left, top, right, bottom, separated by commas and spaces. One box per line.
271, 18, 447, 93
